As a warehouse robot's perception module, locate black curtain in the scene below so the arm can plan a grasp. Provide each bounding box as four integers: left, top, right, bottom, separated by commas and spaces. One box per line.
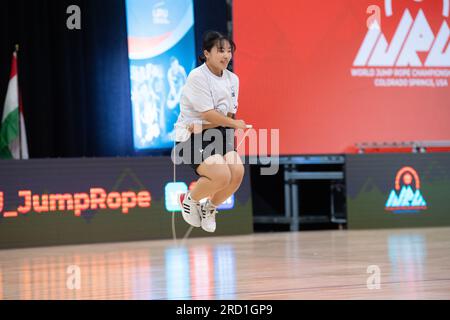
194, 0, 229, 59
0, 0, 228, 158
0, 0, 133, 158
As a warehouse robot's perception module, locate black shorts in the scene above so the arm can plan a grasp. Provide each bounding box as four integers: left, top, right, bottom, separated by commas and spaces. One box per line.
173, 126, 236, 175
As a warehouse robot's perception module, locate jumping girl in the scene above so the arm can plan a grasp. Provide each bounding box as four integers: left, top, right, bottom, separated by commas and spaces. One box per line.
173, 31, 248, 233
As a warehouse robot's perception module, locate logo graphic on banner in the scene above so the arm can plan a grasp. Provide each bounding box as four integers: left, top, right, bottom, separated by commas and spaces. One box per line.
165, 182, 188, 212
352, 0, 450, 88
385, 166, 427, 213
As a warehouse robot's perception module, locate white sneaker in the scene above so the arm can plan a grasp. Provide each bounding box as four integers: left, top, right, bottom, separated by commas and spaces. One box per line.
200, 200, 218, 233
178, 192, 201, 227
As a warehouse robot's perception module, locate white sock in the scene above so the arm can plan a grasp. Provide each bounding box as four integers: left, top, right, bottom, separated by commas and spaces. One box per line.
207, 199, 217, 208
186, 192, 199, 204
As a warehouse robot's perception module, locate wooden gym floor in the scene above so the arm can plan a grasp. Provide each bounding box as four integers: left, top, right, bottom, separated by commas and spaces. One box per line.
0, 227, 449, 299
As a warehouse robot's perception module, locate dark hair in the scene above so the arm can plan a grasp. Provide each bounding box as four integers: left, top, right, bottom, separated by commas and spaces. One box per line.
198, 31, 236, 63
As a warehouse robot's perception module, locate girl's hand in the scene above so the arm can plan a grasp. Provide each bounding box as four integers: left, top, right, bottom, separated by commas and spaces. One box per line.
232, 119, 247, 130
187, 123, 204, 134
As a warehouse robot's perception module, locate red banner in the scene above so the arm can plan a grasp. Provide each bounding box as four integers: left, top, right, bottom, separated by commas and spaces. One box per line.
234, 0, 450, 154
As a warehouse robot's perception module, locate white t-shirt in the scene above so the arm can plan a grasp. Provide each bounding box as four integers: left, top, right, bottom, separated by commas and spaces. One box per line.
174, 63, 239, 142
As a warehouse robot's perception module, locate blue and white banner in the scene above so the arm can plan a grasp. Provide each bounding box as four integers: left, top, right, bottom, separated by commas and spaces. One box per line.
125, 0, 196, 151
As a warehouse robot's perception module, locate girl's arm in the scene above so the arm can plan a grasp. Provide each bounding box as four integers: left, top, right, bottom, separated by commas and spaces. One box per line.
202, 110, 246, 129
187, 111, 244, 133
186, 122, 219, 134
202, 111, 234, 128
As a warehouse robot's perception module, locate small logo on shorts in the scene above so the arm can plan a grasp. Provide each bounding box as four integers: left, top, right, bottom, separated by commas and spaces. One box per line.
199, 148, 204, 153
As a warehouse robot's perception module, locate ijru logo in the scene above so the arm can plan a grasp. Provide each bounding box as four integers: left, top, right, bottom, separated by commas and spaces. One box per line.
385, 166, 427, 213
352, 0, 450, 87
